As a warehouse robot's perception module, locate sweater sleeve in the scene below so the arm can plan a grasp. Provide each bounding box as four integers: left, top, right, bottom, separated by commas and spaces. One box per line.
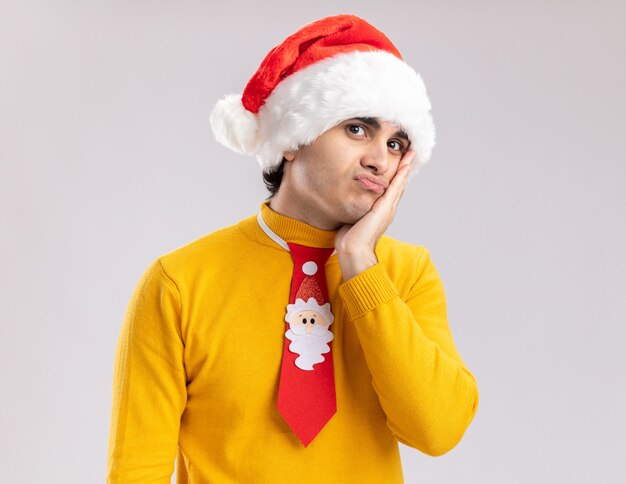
107, 258, 187, 483
337, 247, 479, 456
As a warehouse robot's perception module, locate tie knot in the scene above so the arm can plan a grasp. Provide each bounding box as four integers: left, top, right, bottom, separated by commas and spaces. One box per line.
287, 242, 334, 270
286, 242, 333, 307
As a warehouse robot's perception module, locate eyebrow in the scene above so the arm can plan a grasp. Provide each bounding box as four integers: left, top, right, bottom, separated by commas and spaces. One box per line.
352, 117, 409, 142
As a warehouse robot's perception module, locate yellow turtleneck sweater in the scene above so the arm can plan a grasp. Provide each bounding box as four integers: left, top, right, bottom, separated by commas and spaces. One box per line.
107, 201, 479, 483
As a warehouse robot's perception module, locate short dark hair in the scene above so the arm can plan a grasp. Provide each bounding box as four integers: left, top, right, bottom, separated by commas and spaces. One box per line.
262, 157, 286, 198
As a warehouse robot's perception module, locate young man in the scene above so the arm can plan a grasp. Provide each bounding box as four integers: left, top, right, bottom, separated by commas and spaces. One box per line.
107, 14, 479, 483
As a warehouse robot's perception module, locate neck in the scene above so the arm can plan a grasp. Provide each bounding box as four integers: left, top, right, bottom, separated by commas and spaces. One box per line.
269, 190, 340, 231
251, 200, 337, 249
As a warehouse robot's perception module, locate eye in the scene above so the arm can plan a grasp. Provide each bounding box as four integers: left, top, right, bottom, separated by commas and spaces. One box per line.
388, 139, 405, 153
303, 318, 307, 324
311, 318, 315, 324
346, 124, 366, 137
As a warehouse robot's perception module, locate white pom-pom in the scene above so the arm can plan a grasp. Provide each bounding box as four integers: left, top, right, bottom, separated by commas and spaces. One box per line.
302, 261, 318, 275
209, 94, 259, 155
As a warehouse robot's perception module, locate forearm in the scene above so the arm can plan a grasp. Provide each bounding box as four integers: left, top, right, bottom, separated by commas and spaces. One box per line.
338, 260, 479, 456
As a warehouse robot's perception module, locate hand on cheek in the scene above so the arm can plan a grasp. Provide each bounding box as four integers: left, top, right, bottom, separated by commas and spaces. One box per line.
335, 149, 416, 281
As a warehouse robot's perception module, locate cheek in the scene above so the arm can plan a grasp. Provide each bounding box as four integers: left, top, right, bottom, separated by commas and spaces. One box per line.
312, 319, 326, 329
291, 144, 354, 198
294, 162, 333, 195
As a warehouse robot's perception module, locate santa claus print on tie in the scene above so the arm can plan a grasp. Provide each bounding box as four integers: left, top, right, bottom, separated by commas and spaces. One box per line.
285, 292, 334, 371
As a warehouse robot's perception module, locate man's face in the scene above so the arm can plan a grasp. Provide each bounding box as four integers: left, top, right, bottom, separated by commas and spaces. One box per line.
282, 117, 410, 228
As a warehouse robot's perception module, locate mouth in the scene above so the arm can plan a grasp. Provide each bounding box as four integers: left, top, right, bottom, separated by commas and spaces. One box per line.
355, 176, 386, 193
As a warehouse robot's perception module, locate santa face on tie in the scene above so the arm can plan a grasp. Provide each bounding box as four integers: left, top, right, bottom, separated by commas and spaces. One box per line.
285, 297, 334, 371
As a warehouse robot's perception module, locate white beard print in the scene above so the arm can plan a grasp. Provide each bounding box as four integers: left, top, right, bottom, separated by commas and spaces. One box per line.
285, 327, 334, 371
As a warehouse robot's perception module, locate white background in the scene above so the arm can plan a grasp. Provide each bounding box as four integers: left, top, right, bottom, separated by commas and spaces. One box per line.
1, 1, 625, 482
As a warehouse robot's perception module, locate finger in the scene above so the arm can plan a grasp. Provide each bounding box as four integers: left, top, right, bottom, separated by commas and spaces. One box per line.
371, 150, 416, 216
388, 151, 415, 203
399, 149, 416, 170
372, 175, 407, 225
387, 150, 415, 191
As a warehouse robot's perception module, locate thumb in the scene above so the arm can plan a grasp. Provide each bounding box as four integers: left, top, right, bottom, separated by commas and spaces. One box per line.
335, 224, 353, 248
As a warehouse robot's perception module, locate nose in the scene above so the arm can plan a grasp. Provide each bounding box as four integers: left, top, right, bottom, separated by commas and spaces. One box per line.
361, 139, 389, 174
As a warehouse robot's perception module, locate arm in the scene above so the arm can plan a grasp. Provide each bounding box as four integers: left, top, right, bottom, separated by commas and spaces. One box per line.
337, 248, 479, 456
106, 259, 187, 483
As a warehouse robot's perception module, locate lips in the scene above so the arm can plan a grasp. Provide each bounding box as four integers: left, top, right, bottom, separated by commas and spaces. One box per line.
355, 175, 386, 193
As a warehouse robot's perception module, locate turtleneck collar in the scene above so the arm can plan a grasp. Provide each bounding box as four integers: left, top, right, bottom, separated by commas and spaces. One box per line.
239, 200, 338, 250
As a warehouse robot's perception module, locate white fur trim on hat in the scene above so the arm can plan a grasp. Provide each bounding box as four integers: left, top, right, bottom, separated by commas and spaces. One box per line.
209, 94, 258, 155
210, 50, 436, 172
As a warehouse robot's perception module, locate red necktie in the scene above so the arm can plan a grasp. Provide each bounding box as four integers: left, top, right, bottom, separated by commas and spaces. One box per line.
277, 242, 337, 447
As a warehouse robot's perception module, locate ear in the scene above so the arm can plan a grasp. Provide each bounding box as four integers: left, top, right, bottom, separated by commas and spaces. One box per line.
283, 150, 297, 162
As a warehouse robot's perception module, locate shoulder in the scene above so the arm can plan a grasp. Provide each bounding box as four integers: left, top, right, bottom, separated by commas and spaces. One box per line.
376, 234, 430, 267
376, 234, 437, 294
155, 215, 256, 282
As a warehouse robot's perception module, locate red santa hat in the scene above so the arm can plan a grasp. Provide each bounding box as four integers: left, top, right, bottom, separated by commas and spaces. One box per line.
285, 260, 334, 325
209, 14, 436, 173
